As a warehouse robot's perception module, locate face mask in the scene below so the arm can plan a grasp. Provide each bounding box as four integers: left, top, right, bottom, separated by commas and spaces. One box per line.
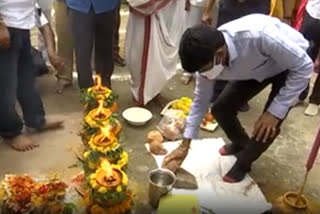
199, 57, 224, 80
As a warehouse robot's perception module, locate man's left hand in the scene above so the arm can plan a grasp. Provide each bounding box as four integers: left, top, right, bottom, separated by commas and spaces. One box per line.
49, 54, 66, 72
253, 111, 279, 143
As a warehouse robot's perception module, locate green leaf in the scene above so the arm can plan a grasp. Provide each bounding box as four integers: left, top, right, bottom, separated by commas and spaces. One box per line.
63, 203, 77, 214
89, 151, 101, 163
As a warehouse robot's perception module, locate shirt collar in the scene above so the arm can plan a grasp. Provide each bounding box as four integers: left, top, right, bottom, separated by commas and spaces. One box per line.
221, 31, 238, 65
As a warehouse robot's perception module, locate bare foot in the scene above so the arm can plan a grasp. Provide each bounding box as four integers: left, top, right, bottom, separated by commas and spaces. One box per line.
11, 135, 39, 152
55, 80, 72, 94
26, 119, 64, 134
41, 119, 64, 131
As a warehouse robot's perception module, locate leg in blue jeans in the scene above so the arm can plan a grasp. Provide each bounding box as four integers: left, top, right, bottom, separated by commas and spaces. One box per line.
17, 30, 46, 129
0, 28, 45, 139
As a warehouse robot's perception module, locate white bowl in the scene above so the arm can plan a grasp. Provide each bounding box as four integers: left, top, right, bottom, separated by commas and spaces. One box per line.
122, 107, 153, 126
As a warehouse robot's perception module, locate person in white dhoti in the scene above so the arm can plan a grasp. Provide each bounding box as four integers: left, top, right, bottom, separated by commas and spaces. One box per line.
125, 0, 189, 106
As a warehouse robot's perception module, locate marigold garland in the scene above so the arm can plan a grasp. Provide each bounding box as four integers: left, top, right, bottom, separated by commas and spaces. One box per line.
80, 75, 132, 214
0, 175, 69, 214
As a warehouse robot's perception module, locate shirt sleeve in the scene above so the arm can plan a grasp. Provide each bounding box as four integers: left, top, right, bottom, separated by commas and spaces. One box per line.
35, 3, 48, 28
260, 31, 313, 119
183, 74, 214, 139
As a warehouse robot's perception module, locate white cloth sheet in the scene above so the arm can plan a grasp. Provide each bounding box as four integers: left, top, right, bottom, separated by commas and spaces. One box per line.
145, 138, 272, 214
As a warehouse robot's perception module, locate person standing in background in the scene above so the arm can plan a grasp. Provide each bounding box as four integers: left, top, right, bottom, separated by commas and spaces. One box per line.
292, 0, 309, 30
54, 0, 74, 93
37, 0, 53, 63
0, 0, 63, 152
298, 0, 320, 116
125, 0, 188, 107
180, 0, 220, 85
66, 0, 118, 89
36, 3, 66, 76
113, 1, 126, 67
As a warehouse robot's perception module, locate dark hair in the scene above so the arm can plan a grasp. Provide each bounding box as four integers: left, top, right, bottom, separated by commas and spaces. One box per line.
179, 25, 225, 73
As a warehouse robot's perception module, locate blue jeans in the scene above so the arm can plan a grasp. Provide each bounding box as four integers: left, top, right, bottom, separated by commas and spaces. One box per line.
0, 28, 45, 138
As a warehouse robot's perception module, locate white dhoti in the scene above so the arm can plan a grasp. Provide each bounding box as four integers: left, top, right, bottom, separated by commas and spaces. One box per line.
187, 0, 219, 28
182, 0, 219, 77
125, 0, 187, 106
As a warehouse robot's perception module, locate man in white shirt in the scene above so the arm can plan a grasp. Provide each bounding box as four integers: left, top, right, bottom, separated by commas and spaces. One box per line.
0, 0, 63, 152
298, 0, 320, 116
162, 14, 313, 183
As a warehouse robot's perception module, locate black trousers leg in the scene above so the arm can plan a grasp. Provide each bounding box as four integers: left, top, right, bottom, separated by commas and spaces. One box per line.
94, 9, 116, 88
69, 8, 95, 89
211, 80, 228, 103
211, 81, 267, 150
113, 3, 121, 57
212, 72, 289, 171
299, 11, 320, 104
236, 72, 288, 171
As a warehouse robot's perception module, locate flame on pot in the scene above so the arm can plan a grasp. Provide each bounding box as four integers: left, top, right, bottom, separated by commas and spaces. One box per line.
93, 100, 111, 120
101, 159, 113, 178
93, 75, 108, 94
93, 126, 115, 147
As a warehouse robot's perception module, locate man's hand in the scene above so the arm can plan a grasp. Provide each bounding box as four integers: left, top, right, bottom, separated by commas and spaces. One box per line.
161, 139, 191, 172
0, 22, 10, 49
48, 53, 66, 72
253, 111, 280, 143
201, 11, 212, 25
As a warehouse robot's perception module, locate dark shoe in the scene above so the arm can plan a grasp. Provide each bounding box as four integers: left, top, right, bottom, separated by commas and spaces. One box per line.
239, 103, 250, 112
114, 55, 126, 67
219, 144, 242, 156
223, 163, 248, 183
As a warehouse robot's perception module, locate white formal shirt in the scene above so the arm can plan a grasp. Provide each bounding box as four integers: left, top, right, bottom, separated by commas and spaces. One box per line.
306, 0, 320, 20
0, 0, 47, 30
183, 14, 313, 139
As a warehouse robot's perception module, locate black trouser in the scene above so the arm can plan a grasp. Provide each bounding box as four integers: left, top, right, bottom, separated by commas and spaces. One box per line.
69, 8, 116, 89
299, 11, 320, 104
211, 71, 288, 171
113, 2, 121, 57
0, 28, 45, 138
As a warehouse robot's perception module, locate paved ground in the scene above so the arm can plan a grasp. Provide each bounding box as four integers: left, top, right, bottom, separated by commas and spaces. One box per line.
0, 4, 319, 213
1, 67, 320, 212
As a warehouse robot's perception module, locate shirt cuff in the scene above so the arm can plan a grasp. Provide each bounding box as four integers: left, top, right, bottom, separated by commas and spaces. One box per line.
267, 101, 288, 119
183, 126, 199, 139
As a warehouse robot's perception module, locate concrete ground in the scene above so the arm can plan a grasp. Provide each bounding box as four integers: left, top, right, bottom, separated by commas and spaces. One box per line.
1, 67, 320, 213
1, 5, 320, 213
